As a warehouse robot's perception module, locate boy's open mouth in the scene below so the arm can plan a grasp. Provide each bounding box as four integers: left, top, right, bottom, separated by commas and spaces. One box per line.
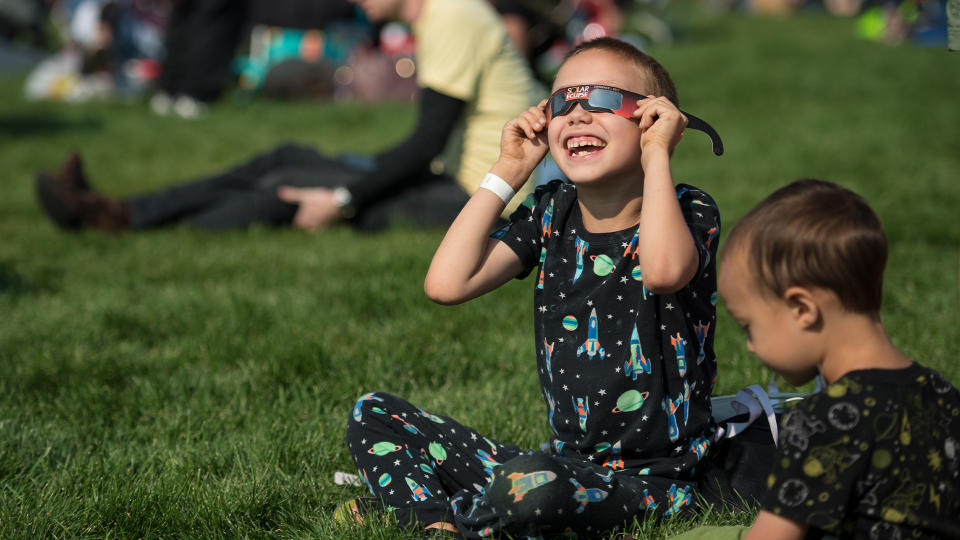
565, 136, 607, 158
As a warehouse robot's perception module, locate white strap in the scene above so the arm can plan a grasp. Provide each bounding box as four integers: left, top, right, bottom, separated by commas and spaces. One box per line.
719, 384, 779, 446
479, 172, 516, 204
333, 471, 362, 486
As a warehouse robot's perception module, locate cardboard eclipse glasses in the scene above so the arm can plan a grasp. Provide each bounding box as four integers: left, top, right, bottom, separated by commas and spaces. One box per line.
547, 85, 724, 156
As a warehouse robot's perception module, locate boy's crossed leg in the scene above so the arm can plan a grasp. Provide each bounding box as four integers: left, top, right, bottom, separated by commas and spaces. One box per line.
454, 451, 697, 538
345, 392, 524, 527
346, 392, 698, 538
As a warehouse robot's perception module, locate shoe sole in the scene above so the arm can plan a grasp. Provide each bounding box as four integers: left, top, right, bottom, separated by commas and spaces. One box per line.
35, 173, 82, 229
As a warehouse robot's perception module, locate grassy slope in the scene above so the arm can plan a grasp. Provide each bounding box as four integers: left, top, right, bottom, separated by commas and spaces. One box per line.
0, 7, 957, 538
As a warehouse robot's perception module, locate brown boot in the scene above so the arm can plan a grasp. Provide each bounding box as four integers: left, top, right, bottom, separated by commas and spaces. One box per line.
79, 191, 130, 231
35, 171, 87, 229
34, 158, 130, 231
59, 152, 90, 191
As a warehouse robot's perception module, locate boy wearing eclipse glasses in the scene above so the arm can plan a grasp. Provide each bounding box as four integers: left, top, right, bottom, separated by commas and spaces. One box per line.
342, 37, 727, 538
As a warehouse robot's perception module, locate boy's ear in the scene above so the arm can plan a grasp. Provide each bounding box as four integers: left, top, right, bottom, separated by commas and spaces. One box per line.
783, 286, 821, 330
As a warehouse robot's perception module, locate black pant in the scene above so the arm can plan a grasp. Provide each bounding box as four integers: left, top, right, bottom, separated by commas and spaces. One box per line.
125, 144, 471, 231
158, 0, 248, 102
345, 392, 742, 539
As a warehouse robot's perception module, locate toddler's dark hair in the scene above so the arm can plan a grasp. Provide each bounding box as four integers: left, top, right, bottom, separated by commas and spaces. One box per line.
723, 179, 887, 313
562, 37, 679, 106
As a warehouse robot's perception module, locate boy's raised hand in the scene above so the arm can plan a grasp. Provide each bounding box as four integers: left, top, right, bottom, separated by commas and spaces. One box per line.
634, 95, 688, 165
493, 99, 550, 184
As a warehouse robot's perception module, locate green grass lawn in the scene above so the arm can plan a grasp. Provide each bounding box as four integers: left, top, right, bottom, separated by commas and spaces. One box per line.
1, 6, 958, 538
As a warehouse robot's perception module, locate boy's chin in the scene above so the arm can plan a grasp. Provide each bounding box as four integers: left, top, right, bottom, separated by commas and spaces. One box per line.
779, 367, 820, 388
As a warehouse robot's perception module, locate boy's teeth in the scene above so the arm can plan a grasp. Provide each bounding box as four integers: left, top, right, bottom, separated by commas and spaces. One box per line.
566, 137, 607, 150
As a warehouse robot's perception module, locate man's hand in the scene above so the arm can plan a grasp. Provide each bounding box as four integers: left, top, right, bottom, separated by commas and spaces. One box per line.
492, 99, 550, 185
276, 186, 343, 231
633, 95, 688, 167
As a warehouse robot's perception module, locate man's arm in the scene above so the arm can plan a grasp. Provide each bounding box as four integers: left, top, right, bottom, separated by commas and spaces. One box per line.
633, 96, 699, 293
277, 88, 464, 230
424, 101, 549, 304
348, 88, 465, 209
743, 511, 807, 540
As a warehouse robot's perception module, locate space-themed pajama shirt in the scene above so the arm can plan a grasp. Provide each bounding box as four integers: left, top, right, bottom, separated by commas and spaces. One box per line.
345, 180, 722, 538
762, 363, 960, 539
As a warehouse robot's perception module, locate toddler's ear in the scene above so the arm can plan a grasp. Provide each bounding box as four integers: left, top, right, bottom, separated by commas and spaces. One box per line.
784, 286, 822, 331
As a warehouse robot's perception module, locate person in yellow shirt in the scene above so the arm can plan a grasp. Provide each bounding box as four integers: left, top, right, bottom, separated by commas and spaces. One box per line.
35, 0, 536, 232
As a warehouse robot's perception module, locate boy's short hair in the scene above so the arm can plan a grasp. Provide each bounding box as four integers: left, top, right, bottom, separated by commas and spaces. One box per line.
562, 37, 679, 106
724, 179, 887, 313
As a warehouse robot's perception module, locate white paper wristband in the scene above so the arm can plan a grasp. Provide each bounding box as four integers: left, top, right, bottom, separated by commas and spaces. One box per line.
479, 173, 516, 204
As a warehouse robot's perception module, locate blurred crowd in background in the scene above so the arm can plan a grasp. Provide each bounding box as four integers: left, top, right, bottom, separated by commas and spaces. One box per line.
0, 0, 953, 115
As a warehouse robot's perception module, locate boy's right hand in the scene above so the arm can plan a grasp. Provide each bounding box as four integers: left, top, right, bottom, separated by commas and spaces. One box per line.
492, 99, 550, 187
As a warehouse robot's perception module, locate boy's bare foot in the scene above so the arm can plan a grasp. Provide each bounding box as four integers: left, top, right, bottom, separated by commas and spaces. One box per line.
333, 499, 461, 536
425, 521, 460, 537
331, 497, 370, 524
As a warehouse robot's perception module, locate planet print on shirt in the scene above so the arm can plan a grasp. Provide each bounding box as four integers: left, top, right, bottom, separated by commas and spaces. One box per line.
612, 389, 649, 413
591, 254, 615, 276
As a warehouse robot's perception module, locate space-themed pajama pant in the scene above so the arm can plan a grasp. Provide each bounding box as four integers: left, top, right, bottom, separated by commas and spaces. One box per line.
346, 392, 700, 539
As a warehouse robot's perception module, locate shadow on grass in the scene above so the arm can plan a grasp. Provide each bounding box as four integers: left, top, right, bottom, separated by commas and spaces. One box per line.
0, 260, 60, 297
0, 112, 101, 138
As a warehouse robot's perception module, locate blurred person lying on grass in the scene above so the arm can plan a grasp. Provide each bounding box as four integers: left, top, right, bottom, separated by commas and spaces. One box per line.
673, 179, 960, 540
35, 0, 536, 232
338, 37, 739, 538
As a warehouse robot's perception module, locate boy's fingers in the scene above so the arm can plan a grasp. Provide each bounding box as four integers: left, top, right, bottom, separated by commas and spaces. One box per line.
524, 111, 545, 131
515, 117, 534, 139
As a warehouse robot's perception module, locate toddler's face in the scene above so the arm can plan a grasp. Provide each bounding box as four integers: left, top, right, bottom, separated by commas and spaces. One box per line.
718, 247, 820, 386
548, 49, 649, 186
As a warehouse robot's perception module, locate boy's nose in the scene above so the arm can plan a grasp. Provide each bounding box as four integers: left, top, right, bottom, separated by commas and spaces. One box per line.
565, 103, 592, 124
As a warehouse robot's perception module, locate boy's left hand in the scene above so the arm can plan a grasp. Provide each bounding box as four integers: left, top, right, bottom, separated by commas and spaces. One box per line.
633, 95, 688, 163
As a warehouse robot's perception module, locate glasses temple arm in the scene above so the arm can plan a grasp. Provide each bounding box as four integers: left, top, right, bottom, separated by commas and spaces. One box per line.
680, 110, 724, 156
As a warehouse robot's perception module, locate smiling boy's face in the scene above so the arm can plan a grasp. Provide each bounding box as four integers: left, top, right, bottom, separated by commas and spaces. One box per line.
548, 49, 650, 186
